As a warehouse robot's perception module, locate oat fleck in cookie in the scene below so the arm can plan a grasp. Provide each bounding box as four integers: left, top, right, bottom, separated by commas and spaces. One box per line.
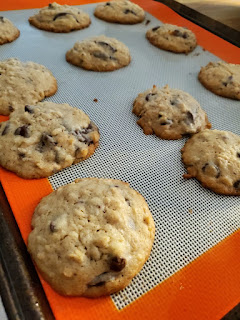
28, 178, 155, 296
28, 2, 91, 33
0, 16, 20, 45
0, 102, 100, 178
94, 0, 145, 24
146, 24, 197, 54
198, 61, 240, 100
181, 129, 240, 195
0, 58, 57, 115
66, 35, 131, 72
132, 85, 211, 140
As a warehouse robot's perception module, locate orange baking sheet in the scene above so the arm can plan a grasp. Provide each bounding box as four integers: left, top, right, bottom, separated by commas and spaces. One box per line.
0, 1, 240, 320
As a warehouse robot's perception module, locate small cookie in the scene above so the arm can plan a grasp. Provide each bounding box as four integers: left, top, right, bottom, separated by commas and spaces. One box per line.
132, 85, 211, 140
94, 0, 145, 24
0, 58, 57, 116
181, 129, 240, 195
146, 24, 197, 54
66, 35, 131, 72
198, 61, 240, 100
0, 16, 20, 45
28, 177, 155, 296
0, 102, 100, 179
29, 2, 91, 33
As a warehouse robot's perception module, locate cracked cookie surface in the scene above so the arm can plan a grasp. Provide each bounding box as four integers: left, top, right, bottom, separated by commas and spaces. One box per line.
0, 58, 57, 115
0, 16, 20, 45
181, 129, 240, 195
0, 102, 100, 178
66, 35, 131, 71
133, 85, 211, 140
94, 0, 145, 24
29, 2, 91, 32
28, 177, 155, 296
198, 61, 240, 100
146, 24, 197, 53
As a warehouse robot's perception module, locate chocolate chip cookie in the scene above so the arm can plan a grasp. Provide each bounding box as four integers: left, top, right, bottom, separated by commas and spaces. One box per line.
0, 102, 100, 179
29, 2, 91, 33
198, 61, 240, 100
133, 85, 211, 140
28, 177, 155, 296
66, 35, 131, 72
0, 58, 57, 116
181, 129, 240, 195
0, 16, 20, 45
146, 24, 197, 54
94, 0, 145, 24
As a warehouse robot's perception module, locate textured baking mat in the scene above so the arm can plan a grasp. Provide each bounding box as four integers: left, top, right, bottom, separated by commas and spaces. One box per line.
0, 1, 240, 319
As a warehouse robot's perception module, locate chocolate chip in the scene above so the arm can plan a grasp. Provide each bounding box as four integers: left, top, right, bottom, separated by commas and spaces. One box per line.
237, 152, 240, 158
93, 52, 109, 60
53, 12, 79, 22
48, 3, 53, 8
88, 281, 105, 287
18, 152, 26, 158
8, 106, 14, 112
25, 105, 34, 113
37, 133, 57, 152
152, 26, 160, 31
74, 129, 93, 145
105, 2, 111, 5
14, 125, 29, 138
202, 162, 220, 178
185, 111, 194, 124
0, 17, 4, 22
110, 257, 126, 272
233, 180, 240, 190
223, 75, 233, 87
124, 9, 136, 15
125, 198, 130, 206
97, 41, 117, 53
161, 119, 172, 126
172, 29, 188, 39
158, 114, 162, 118
145, 93, 156, 101
49, 222, 56, 232
1, 123, 9, 136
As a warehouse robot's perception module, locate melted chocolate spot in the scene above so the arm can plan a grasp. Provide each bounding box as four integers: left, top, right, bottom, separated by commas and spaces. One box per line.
18, 152, 25, 158
2, 123, 9, 136
14, 125, 29, 138
25, 105, 34, 113
105, 2, 111, 5
158, 114, 162, 118
161, 119, 172, 126
172, 29, 188, 39
97, 41, 117, 53
110, 257, 126, 272
237, 152, 240, 158
152, 26, 160, 31
223, 75, 233, 87
53, 12, 79, 22
50, 222, 56, 232
145, 93, 156, 101
202, 162, 220, 178
38, 133, 57, 152
124, 9, 136, 15
93, 52, 109, 60
233, 180, 240, 190
8, 106, 14, 112
185, 111, 194, 124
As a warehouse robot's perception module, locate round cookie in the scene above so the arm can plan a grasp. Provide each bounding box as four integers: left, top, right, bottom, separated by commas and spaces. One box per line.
0, 16, 20, 45
0, 58, 57, 116
181, 129, 240, 195
66, 35, 131, 72
132, 85, 211, 140
27, 177, 155, 297
198, 61, 240, 100
0, 102, 100, 179
28, 2, 91, 33
146, 24, 197, 54
94, 0, 145, 24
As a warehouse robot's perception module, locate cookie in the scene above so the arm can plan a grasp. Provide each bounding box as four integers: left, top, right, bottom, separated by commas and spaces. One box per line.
132, 85, 211, 140
181, 129, 240, 195
28, 2, 91, 33
146, 24, 197, 54
0, 58, 57, 116
0, 102, 100, 179
94, 0, 145, 24
0, 16, 20, 45
27, 177, 155, 296
66, 35, 131, 72
198, 61, 240, 100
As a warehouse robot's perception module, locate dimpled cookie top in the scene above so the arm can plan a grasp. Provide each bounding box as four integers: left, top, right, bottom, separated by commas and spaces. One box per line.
28, 178, 155, 297
28, 2, 91, 32
133, 85, 211, 140
94, 0, 145, 24
146, 23, 197, 54
0, 102, 100, 179
181, 129, 240, 195
198, 61, 240, 100
0, 16, 20, 44
0, 58, 57, 115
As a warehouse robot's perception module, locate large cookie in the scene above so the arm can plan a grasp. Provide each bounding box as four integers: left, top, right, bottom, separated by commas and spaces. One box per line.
94, 0, 145, 24
0, 58, 57, 116
0, 16, 20, 45
198, 61, 240, 100
28, 177, 155, 296
181, 129, 240, 195
146, 24, 197, 54
28, 2, 91, 33
0, 102, 100, 179
132, 85, 211, 140
66, 35, 131, 72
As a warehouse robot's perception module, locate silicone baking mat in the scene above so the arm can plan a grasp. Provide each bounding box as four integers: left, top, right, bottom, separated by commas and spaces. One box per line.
0, 0, 240, 319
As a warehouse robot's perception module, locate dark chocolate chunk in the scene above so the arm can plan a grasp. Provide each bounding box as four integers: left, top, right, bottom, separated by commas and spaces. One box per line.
97, 41, 117, 53
233, 180, 240, 190
18, 152, 26, 158
237, 152, 240, 158
145, 93, 156, 101
14, 125, 29, 138
1, 123, 9, 136
172, 29, 188, 39
158, 114, 162, 118
49, 222, 57, 232
93, 52, 109, 60
25, 105, 34, 114
223, 75, 233, 87
124, 9, 136, 15
8, 106, 14, 112
38, 133, 57, 152
53, 12, 79, 23
0, 16, 4, 22
110, 257, 126, 272
152, 26, 160, 31
105, 2, 111, 5
185, 111, 194, 124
